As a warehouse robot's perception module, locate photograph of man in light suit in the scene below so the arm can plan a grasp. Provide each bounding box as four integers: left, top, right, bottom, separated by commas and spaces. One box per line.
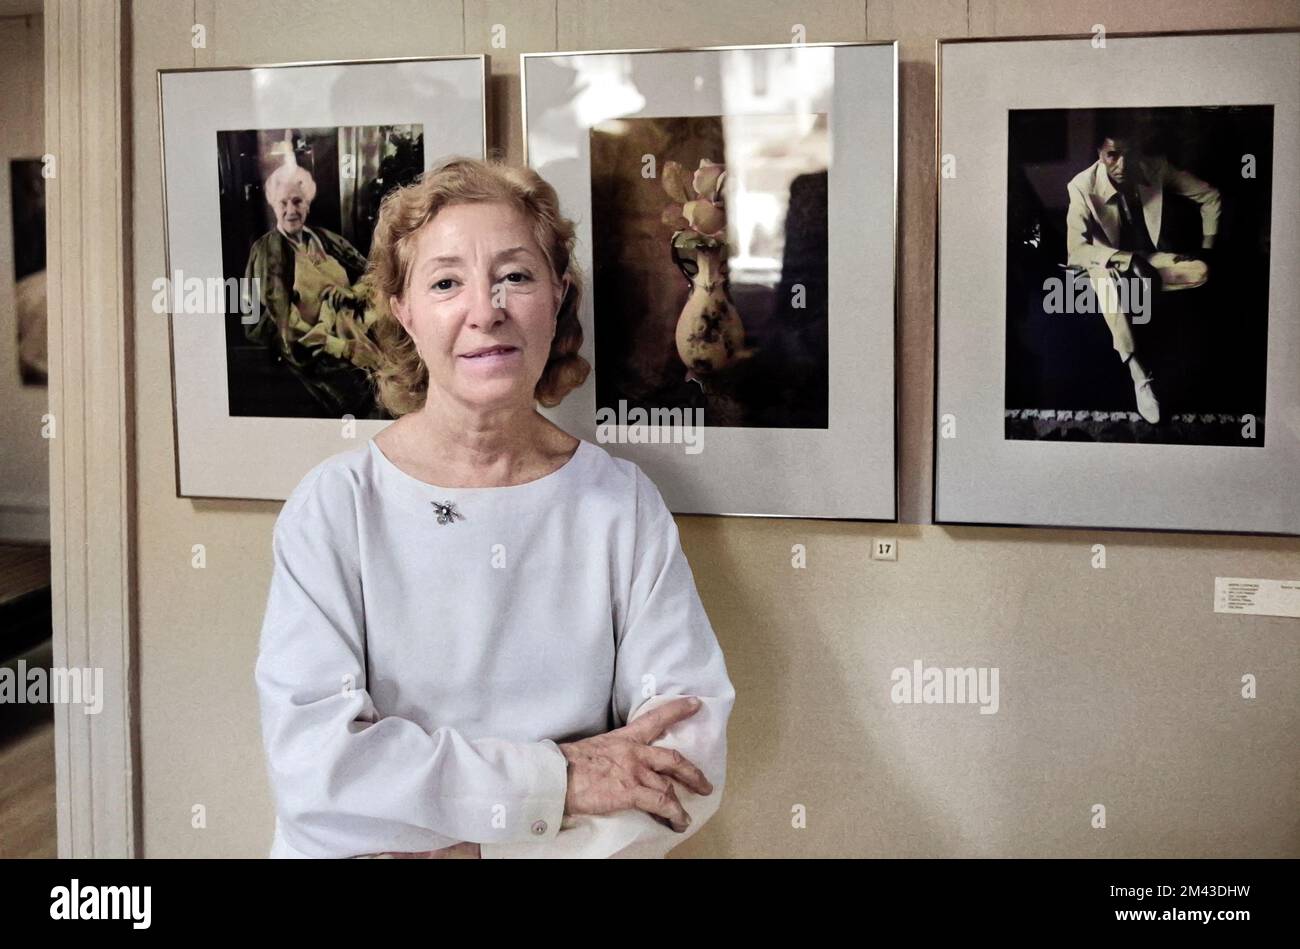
1065, 125, 1221, 423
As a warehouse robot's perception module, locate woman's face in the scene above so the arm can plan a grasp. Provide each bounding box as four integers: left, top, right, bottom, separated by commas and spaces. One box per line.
391, 201, 566, 413
273, 188, 311, 236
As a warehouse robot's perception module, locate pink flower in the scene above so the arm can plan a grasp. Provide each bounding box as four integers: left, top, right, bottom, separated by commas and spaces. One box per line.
692, 160, 725, 202
683, 198, 725, 237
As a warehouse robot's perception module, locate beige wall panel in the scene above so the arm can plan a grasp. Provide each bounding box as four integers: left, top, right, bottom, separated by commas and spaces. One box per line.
869, 0, 970, 524
557, 0, 867, 50
206, 0, 463, 64
129, 0, 284, 858
674, 520, 1298, 856
466, 0, 557, 162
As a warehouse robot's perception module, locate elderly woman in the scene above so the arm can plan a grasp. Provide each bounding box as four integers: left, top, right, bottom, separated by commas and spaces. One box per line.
244, 155, 386, 417
254, 158, 735, 859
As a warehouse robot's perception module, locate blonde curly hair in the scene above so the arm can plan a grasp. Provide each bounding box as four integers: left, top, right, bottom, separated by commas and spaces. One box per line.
366, 157, 590, 416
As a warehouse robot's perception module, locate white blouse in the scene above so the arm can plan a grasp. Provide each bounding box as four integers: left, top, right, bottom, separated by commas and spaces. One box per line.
254, 436, 735, 858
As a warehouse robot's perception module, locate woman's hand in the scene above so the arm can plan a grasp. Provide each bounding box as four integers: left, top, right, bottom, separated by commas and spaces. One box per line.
557, 696, 713, 832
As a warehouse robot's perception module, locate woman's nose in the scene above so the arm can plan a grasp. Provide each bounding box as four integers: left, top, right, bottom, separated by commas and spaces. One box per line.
466, 278, 506, 329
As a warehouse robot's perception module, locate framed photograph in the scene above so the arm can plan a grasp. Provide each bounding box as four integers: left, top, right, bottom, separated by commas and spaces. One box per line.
9, 158, 46, 386
159, 56, 486, 499
523, 42, 897, 519
935, 30, 1300, 535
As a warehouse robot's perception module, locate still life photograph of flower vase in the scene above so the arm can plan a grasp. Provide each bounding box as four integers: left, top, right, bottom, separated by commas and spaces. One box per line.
661, 158, 754, 389
585, 111, 831, 429
525, 42, 898, 518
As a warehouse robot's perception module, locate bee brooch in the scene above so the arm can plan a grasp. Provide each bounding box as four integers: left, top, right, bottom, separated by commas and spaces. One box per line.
431, 500, 464, 525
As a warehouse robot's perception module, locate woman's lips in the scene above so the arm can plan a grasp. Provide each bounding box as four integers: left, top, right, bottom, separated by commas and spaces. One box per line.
459, 346, 520, 366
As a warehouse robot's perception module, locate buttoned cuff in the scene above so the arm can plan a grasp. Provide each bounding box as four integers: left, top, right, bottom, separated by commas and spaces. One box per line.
478, 739, 567, 857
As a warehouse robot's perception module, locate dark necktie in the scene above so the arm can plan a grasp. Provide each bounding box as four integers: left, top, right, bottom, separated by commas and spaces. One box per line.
1117, 188, 1156, 255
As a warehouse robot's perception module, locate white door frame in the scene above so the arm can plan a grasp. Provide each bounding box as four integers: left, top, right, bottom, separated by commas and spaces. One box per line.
44, 0, 138, 858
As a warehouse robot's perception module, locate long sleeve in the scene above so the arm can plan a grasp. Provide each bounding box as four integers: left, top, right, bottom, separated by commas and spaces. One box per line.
255, 468, 568, 858
1065, 178, 1124, 270
480, 465, 736, 859
242, 234, 291, 353
242, 237, 270, 345
1163, 164, 1221, 247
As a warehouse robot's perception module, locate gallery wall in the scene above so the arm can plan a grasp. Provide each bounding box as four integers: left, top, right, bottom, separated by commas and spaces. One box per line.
127, 0, 1299, 857
0, 12, 48, 542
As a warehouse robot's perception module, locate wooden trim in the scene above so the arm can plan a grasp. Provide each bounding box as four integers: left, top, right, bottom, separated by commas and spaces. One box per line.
44, 0, 138, 858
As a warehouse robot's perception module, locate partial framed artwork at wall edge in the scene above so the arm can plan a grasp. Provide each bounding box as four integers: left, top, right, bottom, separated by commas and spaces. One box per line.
158, 56, 486, 499
9, 158, 46, 387
523, 42, 898, 519
935, 30, 1300, 536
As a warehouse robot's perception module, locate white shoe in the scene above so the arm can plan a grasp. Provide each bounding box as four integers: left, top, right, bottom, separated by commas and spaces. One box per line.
1134, 376, 1160, 423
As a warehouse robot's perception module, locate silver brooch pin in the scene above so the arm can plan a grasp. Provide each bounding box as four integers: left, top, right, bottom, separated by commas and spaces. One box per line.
432, 500, 464, 525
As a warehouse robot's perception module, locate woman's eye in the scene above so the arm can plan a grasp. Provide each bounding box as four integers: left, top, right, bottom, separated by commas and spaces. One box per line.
502, 271, 531, 284
432, 278, 457, 291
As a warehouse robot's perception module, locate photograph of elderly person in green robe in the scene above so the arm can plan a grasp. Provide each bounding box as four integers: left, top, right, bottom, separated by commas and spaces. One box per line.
218, 125, 424, 418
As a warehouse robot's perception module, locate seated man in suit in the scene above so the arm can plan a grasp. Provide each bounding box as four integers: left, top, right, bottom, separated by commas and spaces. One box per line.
1065, 122, 1220, 423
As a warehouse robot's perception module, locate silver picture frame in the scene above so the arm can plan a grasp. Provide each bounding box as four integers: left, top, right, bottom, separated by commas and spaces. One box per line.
522, 42, 899, 520
934, 29, 1300, 536
158, 54, 488, 500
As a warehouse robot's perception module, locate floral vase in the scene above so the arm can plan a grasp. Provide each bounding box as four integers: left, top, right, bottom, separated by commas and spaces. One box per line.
672, 241, 746, 384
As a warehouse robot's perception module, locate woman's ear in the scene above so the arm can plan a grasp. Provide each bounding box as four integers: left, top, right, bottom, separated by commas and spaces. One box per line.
390, 295, 412, 334
554, 273, 571, 318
